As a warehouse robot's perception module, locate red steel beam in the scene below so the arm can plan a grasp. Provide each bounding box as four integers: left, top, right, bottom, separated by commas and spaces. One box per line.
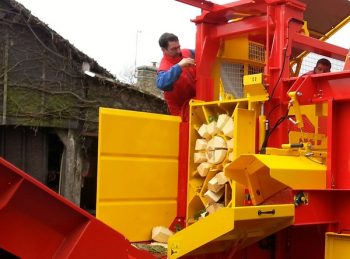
193, 0, 261, 24
175, 0, 217, 11
292, 33, 348, 61
0, 158, 156, 259
209, 15, 268, 39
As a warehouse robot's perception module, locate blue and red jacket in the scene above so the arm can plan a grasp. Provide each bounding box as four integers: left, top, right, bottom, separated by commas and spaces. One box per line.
157, 49, 196, 120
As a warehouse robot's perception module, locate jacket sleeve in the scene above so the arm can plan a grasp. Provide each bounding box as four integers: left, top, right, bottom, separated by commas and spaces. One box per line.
156, 64, 182, 91
189, 49, 195, 58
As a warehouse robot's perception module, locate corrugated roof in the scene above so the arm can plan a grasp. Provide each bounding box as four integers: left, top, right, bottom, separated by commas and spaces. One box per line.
302, 0, 350, 39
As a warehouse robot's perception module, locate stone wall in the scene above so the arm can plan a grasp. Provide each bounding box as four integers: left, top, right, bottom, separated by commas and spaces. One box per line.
136, 65, 163, 98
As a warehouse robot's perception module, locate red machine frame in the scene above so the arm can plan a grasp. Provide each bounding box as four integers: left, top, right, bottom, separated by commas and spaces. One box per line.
1, 1, 349, 258
173, 0, 350, 258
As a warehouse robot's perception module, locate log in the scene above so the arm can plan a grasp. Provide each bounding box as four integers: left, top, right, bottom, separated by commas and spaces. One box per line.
152, 226, 174, 243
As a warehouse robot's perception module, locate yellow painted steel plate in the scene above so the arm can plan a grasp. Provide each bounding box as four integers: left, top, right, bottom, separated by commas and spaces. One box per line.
97, 108, 181, 241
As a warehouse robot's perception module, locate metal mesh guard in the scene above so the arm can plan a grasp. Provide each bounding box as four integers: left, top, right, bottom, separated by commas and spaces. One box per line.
221, 62, 244, 98
249, 42, 265, 63
220, 41, 265, 99
221, 63, 264, 98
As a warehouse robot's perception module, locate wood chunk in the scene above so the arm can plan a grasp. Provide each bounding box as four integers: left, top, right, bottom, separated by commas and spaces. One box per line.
152, 226, 174, 243
194, 152, 207, 163
198, 124, 210, 139
217, 114, 230, 129
222, 117, 234, 138
226, 139, 234, 150
207, 121, 219, 136
206, 136, 227, 164
228, 151, 234, 162
211, 136, 227, 148
195, 138, 207, 151
207, 203, 224, 214
208, 176, 225, 193
216, 171, 229, 185
197, 162, 211, 177
204, 189, 224, 204
206, 149, 227, 164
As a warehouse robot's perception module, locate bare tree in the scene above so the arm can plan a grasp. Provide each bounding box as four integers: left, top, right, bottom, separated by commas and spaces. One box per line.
117, 64, 137, 84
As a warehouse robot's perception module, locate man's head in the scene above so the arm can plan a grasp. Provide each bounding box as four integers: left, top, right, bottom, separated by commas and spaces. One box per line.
314, 58, 331, 74
159, 33, 181, 57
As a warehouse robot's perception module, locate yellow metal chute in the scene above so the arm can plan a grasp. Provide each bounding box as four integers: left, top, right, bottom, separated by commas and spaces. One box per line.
225, 154, 326, 205
97, 108, 181, 242
168, 205, 294, 258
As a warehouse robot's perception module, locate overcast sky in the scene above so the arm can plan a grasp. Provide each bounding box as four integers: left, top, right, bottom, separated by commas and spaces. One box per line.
15, 0, 350, 79
15, 0, 200, 78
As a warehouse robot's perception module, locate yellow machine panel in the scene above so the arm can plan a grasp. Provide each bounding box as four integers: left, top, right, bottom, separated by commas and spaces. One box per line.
168, 204, 294, 258
170, 99, 294, 257
325, 232, 350, 259
97, 108, 181, 242
216, 37, 265, 100
187, 99, 255, 224
225, 154, 326, 205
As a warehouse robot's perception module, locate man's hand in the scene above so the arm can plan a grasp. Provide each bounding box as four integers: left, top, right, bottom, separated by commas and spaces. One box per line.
178, 58, 195, 68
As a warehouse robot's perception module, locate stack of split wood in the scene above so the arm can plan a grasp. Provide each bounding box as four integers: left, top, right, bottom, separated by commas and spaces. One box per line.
193, 113, 234, 218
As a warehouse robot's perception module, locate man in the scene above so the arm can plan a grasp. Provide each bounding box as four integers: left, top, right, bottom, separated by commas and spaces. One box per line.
303, 58, 331, 75
157, 33, 196, 121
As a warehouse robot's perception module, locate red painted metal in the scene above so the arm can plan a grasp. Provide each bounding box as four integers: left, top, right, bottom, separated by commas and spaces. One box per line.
287, 71, 350, 190
329, 101, 350, 189
177, 0, 350, 258
345, 49, 350, 70
0, 158, 155, 259
2, 1, 350, 258
195, 0, 263, 24
194, 23, 220, 101
209, 16, 268, 40
287, 225, 327, 259
175, 0, 216, 11
169, 122, 189, 231
292, 33, 347, 60
326, 98, 334, 190
186, 0, 270, 101
294, 191, 336, 225
264, 1, 305, 148
177, 0, 262, 23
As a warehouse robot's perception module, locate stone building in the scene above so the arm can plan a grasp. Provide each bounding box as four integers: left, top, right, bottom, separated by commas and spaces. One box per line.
0, 0, 167, 210
136, 64, 163, 98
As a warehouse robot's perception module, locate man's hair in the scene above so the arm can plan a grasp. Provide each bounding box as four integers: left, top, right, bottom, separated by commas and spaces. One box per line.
159, 33, 179, 49
316, 58, 331, 69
